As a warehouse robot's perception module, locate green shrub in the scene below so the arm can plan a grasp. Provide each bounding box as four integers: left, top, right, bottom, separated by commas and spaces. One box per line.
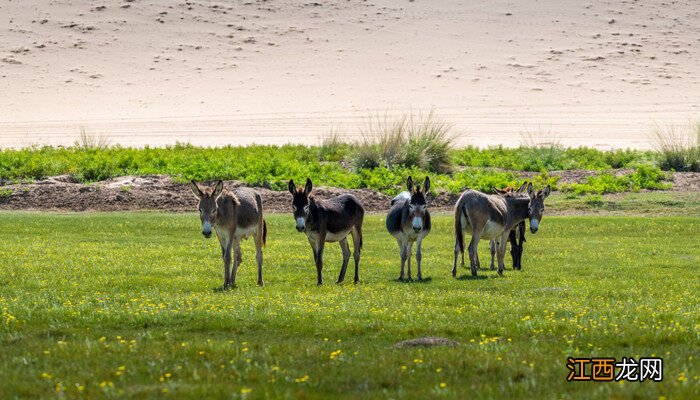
653, 124, 700, 172
352, 111, 456, 173
561, 165, 669, 195
452, 145, 653, 171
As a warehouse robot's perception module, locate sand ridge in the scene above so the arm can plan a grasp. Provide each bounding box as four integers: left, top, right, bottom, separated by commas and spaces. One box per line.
1, 0, 698, 149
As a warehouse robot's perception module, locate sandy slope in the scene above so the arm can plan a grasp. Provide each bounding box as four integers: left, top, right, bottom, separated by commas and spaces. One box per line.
1, 0, 698, 149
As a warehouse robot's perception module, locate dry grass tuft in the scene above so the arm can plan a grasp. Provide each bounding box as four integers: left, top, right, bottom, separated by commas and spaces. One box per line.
652, 123, 699, 172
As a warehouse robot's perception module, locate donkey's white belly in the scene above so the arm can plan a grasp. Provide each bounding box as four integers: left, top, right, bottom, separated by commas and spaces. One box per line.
235, 225, 257, 240
481, 220, 505, 240
308, 229, 351, 243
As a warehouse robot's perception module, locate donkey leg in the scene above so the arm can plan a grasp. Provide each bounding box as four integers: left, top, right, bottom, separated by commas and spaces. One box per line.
255, 234, 264, 286
337, 238, 351, 284
222, 244, 231, 288
468, 234, 481, 276
509, 229, 518, 270
229, 239, 241, 287
406, 240, 414, 281
452, 238, 460, 278
315, 240, 325, 286
496, 233, 508, 276
351, 228, 362, 284
489, 240, 496, 270
307, 237, 318, 265
398, 238, 407, 281
416, 236, 424, 281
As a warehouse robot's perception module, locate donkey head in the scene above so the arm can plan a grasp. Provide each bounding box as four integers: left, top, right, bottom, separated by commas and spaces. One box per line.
288, 178, 313, 232
526, 182, 551, 234
190, 180, 224, 238
406, 176, 430, 233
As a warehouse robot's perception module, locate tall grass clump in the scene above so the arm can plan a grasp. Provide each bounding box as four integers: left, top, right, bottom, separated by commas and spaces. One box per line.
653, 123, 700, 172
318, 129, 351, 162
74, 127, 112, 149
352, 111, 457, 173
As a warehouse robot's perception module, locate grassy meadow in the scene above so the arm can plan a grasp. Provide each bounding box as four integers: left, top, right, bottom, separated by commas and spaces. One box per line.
0, 212, 698, 399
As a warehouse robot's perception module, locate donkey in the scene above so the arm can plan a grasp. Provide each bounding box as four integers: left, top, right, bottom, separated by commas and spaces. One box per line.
191, 180, 267, 288
288, 178, 364, 285
453, 183, 550, 277
386, 176, 432, 281
489, 183, 528, 271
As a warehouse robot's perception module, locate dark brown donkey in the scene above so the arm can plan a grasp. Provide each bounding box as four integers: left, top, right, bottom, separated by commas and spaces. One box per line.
288, 178, 364, 285
453, 183, 550, 277
386, 176, 432, 281
191, 180, 267, 288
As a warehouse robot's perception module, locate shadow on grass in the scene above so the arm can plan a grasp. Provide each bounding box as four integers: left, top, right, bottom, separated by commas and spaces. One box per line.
212, 285, 235, 292
391, 277, 434, 284
455, 274, 489, 281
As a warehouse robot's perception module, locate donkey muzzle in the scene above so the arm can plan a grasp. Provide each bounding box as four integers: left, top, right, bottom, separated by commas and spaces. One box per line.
295, 217, 306, 232
412, 217, 423, 232
529, 219, 539, 234
202, 221, 212, 238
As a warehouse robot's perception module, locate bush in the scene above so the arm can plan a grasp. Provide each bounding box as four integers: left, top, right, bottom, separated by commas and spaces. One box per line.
560, 165, 670, 195
453, 145, 653, 171
653, 124, 700, 172
352, 111, 457, 173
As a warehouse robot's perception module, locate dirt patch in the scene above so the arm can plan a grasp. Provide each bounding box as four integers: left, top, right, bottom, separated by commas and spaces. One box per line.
394, 337, 460, 348
670, 172, 700, 191
0, 175, 394, 213
0, 173, 696, 213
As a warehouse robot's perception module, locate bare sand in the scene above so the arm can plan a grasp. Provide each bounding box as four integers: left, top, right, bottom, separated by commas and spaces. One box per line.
1, 0, 698, 149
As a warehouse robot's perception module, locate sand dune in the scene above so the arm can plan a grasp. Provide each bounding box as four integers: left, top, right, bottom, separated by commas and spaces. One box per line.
1, 0, 698, 149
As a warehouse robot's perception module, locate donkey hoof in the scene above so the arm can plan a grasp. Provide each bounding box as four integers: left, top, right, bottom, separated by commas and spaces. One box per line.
354, 278, 360, 284
497, 270, 503, 276
335, 279, 344, 285
257, 280, 264, 286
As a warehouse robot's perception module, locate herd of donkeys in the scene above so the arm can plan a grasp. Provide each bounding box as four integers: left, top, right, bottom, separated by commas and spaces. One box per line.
190, 177, 551, 288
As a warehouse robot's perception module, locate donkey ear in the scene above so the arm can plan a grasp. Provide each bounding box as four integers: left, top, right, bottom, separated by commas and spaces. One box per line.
423, 176, 430, 193
190, 180, 204, 199
304, 178, 313, 194
213, 180, 224, 198
288, 179, 296, 195
527, 182, 534, 198
406, 176, 414, 192
516, 182, 528, 193
493, 187, 506, 195
542, 185, 551, 199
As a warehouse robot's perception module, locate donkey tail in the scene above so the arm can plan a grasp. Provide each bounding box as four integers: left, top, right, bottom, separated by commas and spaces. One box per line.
454, 203, 466, 254
262, 219, 268, 246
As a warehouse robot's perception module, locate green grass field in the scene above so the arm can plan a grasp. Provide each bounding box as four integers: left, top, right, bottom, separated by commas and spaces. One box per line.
0, 212, 698, 399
